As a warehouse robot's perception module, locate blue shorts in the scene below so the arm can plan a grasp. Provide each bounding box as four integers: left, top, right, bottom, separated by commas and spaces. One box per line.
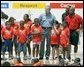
3, 39, 13, 52
17, 42, 27, 53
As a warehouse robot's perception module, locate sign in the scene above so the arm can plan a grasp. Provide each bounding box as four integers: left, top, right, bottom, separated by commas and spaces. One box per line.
50, 3, 83, 8
1, 3, 9, 8
12, 3, 46, 9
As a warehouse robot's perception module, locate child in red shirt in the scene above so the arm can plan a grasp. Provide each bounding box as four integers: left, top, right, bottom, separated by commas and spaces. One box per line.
17, 21, 29, 60
51, 21, 61, 60
60, 22, 70, 60
31, 18, 43, 58
23, 14, 32, 58
1, 21, 13, 59
9, 17, 19, 57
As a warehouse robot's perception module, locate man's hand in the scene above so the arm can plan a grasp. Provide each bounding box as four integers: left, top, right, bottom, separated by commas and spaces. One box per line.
76, 29, 80, 32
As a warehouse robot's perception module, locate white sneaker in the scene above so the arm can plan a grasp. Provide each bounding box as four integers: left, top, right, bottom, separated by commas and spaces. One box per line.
28, 55, 31, 59
23, 56, 27, 60
56, 58, 59, 62
65, 58, 69, 62
5, 52, 9, 59
32, 57, 36, 60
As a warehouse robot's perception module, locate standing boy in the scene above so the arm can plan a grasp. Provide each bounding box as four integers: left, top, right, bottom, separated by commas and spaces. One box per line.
17, 21, 29, 60
1, 21, 13, 59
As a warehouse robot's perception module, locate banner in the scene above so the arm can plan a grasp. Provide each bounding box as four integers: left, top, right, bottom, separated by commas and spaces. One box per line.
1, 3, 9, 8
50, 3, 83, 8
12, 3, 46, 9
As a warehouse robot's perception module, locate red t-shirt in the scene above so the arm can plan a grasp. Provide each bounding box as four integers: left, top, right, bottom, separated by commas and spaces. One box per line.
65, 14, 83, 30
31, 24, 43, 43
11, 23, 19, 36
1, 27, 13, 39
60, 27, 70, 48
51, 28, 62, 45
17, 27, 29, 44
24, 21, 32, 31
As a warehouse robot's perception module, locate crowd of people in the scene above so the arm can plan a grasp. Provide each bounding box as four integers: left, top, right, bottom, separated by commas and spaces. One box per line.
1, 5, 83, 65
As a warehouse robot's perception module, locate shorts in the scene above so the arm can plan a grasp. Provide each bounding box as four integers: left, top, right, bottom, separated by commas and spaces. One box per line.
33, 41, 41, 45
70, 30, 79, 46
17, 42, 27, 53
3, 39, 13, 52
51, 44, 59, 48
33, 44, 39, 49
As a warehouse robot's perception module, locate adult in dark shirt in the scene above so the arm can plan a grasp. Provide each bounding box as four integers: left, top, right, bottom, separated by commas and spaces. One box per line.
62, 5, 71, 22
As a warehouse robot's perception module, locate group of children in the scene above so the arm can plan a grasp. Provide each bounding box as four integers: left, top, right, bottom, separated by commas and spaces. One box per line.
1, 14, 70, 61
51, 21, 70, 60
